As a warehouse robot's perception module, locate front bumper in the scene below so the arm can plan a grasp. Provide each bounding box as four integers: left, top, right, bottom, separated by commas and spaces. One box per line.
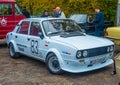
61, 54, 113, 73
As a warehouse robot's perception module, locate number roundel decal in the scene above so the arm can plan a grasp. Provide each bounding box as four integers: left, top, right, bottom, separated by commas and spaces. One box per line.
31, 40, 38, 54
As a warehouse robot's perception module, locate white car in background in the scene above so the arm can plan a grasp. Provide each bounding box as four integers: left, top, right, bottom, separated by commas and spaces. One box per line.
6, 18, 114, 74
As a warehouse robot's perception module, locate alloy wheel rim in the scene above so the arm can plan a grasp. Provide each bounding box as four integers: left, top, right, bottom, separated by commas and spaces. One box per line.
48, 56, 60, 72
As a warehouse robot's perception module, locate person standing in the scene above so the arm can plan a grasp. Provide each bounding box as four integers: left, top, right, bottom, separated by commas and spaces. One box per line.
22, 6, 30, 18
55, 7, 66, 18
93, 7, 104, 37
51, 7, 59, 18
40, 9, 50, 18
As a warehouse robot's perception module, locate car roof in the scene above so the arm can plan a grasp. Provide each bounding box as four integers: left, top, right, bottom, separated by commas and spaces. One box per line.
22, 18, 71, 22
71, 14, 95, 15
70, 14, 96, 16
0, 0, 15, 2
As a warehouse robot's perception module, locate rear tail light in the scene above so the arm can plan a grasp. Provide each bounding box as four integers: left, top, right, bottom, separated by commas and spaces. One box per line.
105, 31, 108, 36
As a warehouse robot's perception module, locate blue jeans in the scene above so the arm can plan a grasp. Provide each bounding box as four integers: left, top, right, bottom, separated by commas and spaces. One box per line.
95, 26, 101, 37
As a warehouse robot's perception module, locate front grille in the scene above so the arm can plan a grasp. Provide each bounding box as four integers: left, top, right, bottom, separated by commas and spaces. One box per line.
76, 45, 114, 59
88, 46, 109, 57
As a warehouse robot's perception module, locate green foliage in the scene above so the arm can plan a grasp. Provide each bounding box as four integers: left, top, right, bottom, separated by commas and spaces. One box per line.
16, 0, 118, 22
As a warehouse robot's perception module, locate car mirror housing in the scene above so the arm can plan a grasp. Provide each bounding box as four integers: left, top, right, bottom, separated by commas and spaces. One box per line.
38, 32, 44, 39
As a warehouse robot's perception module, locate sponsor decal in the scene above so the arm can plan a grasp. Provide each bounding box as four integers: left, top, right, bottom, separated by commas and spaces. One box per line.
18, 47, 24, 52
17, 44, 27, 52
62, 51, 71, 55
17, 44, 27, 48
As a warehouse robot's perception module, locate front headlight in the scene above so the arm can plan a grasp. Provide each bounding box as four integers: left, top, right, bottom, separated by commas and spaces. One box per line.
107, 45, 114, 52
83, 50, 88, 57
107, 47, 110, 52
76, 51, 82, 59
110, 46, 114, 52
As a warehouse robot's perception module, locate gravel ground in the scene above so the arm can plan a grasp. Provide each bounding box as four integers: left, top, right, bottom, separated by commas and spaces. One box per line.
0, 40, 120, 85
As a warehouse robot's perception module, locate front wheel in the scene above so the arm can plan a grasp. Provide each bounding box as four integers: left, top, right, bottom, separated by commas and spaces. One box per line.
9, 43, 20, 58
46, 53, 63, 74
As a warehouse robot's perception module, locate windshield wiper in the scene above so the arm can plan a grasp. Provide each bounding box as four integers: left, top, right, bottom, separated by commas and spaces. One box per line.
65, 31, 84, 35
60, 32, 85, 38
48, 31, 63, 35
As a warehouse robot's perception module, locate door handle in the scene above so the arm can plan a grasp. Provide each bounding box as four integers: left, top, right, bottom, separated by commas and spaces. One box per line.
27, 38, 30, 41
15, 36, 17, 38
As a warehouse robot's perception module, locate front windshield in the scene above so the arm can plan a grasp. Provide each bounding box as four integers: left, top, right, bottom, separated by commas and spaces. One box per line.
42, 19, 83, 36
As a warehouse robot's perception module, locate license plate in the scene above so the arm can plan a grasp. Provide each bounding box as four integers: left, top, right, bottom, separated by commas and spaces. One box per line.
89, 57, 106, 65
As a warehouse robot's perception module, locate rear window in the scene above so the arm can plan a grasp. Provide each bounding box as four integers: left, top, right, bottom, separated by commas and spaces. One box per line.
0, 3, 12, 15
17, 21, 30, 35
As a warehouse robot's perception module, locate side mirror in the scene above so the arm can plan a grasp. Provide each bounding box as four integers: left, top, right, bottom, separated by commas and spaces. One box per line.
38, 32, 44, 39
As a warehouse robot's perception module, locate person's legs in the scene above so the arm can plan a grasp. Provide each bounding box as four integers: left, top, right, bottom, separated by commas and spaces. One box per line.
95, 26, 100, 37
100, 29, 104, 36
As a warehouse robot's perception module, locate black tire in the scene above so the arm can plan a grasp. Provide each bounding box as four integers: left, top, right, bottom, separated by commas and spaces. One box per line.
46, 53, 63, 74
9, 43, 20, 58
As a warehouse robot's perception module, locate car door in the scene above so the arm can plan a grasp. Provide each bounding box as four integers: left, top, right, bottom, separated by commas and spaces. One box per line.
0, 3, 13, 38
0, 2, 25, 39
28, 21, 45, 60
15, 21, 30, 55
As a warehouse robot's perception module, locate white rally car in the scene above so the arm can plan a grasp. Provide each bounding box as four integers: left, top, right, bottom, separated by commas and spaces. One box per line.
6, 18, 114, 74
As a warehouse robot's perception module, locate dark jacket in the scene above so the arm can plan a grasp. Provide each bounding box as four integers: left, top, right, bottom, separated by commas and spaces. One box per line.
22, 9, 30, 18
40, 14, 50, 18
52, 12, 59, 18
93, 12, 104, 28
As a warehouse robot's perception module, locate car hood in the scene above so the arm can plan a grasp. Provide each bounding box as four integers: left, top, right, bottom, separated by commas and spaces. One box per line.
50, 35, 113, 50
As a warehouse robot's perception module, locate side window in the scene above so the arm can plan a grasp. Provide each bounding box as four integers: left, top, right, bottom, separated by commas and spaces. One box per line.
0, 4, 2, 15
30, 22, 41, 36
18, 21, 30, 35
88, 15, 96, 22
15, 4, 22, 15
0, 4, 12, 15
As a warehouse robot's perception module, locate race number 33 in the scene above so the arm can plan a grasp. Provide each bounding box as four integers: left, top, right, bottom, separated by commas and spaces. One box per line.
31, 40, 38, 54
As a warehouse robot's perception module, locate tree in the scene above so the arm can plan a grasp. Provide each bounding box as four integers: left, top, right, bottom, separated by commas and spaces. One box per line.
16, 0, 118, 22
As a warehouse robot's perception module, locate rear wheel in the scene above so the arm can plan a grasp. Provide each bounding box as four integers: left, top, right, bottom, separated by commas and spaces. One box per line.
46, 53, 63, 74
9, 43, 20, 58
